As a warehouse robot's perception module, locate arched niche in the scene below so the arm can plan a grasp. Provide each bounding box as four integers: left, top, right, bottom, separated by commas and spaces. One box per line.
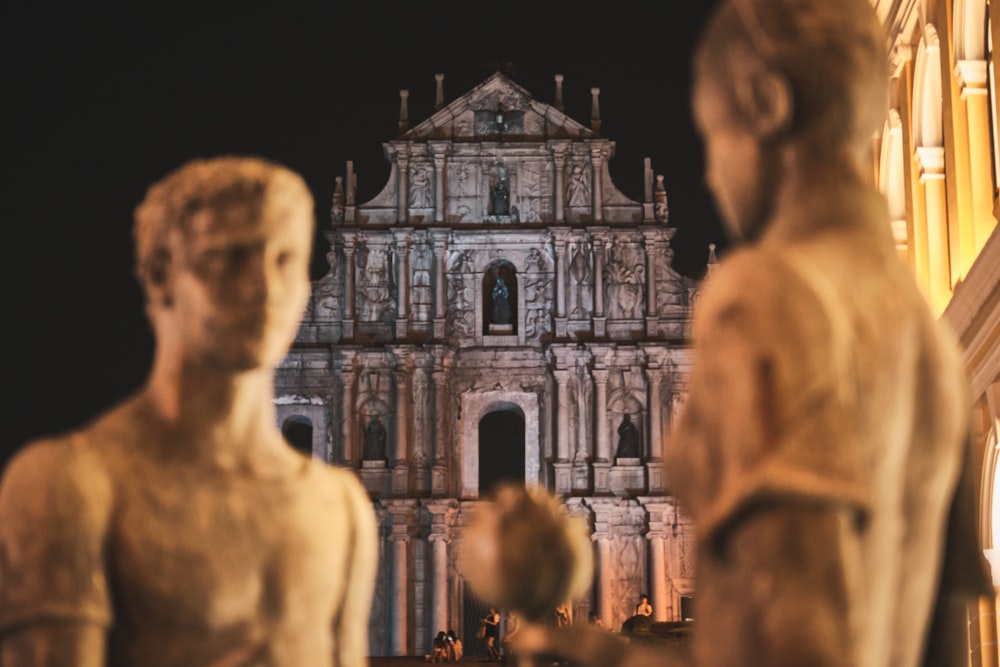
482, 260, 519, 335
282, 415, 314, 457
879, 110, 910, 255
275, 400, 329, 461
913, 25, 945, 148
460, 392, 540, 498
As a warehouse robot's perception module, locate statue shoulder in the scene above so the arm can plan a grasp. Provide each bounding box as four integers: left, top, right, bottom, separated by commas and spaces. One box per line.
1, 434, 114, 520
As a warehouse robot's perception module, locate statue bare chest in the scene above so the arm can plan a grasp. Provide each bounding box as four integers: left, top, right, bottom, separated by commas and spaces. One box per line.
106, 466, 345, 632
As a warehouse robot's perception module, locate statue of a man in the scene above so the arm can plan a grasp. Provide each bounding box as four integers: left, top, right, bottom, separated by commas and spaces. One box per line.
506, 1, 991, 666
615, 414, 640, 460
491, 180, 510, 216
363, 414, 387, 462
491, 276, 511, 325
0, 157, 379, 666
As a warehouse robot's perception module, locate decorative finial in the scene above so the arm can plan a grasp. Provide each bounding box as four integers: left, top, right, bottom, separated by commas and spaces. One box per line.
554, 74, 564, 111
331, 176, 345, 226
434, 73, 445, 110
590, 87, 601, 133
707, 243, 719, 273
654, 175, 669, 223
398, 89, 409, 134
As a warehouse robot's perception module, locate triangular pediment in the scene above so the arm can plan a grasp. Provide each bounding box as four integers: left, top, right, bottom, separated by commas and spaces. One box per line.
401, 72, 596, 141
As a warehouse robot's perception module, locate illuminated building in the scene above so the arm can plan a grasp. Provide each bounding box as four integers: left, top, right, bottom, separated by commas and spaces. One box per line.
871, 0, 1000, 662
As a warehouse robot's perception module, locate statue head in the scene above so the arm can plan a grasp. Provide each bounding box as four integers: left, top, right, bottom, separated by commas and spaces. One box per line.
691, 0, 887, 239
133, 156, 315, 370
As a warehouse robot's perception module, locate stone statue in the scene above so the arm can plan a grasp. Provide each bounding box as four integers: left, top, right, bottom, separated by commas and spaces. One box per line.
491, 179, 510, 216
502, 1, 993, 666
363, 414, 387, 462
0, 157, 379, 666
615, 414, 640, 460
491, 276, 511, 325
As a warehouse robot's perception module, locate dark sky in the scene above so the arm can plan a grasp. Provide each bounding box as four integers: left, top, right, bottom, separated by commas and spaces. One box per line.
2, 1, 727, 467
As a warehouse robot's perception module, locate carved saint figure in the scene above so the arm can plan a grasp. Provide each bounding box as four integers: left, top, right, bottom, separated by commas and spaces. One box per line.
491, 179, 510, 216
363, 414, 387, 462
566, 164, 589, 208
410, 165, 432, 208
0, 157, 378, 666
491, 277, 511, 325
615, 414, 640, 460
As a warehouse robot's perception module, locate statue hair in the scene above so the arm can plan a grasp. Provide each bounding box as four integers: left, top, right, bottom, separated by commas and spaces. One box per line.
695, 0, 888, 149
132, 155, 314, 293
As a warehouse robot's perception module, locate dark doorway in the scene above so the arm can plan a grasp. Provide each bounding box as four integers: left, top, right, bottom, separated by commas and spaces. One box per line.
462, 586, 493, 657
282, 415, 314, 457
478, 409, 525, 497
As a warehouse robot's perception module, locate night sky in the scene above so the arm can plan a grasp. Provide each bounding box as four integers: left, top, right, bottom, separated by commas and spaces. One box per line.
3, 1, 727, 468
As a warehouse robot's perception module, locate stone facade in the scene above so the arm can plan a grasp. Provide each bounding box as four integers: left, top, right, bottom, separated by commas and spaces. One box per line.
274, 72, 708, 656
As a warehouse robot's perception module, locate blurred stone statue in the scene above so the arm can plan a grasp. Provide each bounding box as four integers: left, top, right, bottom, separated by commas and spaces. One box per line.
0, 157, 379, 666
492, 179, 510, 216
508, 1, 992, 666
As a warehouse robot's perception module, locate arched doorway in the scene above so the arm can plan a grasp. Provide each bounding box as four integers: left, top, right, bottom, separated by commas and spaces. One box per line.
478, 409, 525, 497
282, 415, 314, 457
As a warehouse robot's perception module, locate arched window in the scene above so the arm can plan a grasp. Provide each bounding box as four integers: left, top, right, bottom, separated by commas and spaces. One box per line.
282, 415, 314, 457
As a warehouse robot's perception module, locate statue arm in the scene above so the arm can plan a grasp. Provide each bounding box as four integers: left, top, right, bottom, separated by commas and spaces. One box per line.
331, 470, 379, 667
0, 437, 113, 667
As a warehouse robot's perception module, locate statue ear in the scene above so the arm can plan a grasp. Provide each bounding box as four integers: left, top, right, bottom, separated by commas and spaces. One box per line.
733, 66, 793, 140
146, 247, 175, 308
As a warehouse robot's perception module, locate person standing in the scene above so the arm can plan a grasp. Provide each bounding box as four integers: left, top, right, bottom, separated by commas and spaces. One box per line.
482, 607, 501, 662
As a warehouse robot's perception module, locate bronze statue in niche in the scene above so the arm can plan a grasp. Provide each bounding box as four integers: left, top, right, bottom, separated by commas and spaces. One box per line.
0, 157, 379, 666
483, 261, 518, 334
466, 0, 992, 665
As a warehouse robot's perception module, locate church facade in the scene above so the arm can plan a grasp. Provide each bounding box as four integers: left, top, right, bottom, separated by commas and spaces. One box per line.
273, 72, 708, 656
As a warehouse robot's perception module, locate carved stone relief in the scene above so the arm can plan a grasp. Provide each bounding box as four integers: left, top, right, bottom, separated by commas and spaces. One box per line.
314, 248, 344, 320
568, 241, 594, 319
356, 240, 395, 323
605, 238, 645, 319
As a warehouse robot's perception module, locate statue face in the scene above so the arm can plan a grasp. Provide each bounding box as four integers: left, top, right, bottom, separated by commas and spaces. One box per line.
168, 196, 312, 372
692, 64, 775, 242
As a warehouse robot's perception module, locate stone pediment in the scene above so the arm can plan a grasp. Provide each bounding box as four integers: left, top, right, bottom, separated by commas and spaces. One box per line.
401, 72, 596, 142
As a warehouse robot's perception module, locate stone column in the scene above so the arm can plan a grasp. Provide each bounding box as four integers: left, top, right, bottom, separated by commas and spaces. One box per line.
593, 369, 610, 463
555, 370, 572, 462
397, 152, 410, 223
595, 532, 614, 628
915, 146, 950, 313
646, 367, 665, 493
955, 60, 993, 256
393, 369, 411, 495
340, 363, 357, 465
429, 535, 449, 639
642, 231, 658, 318
390, 534, 409, 655
432, 231, 448, 340
395, 235, 411, 322
647, 532, 668, 622
590, 147, 604, 223
551, 142, 569, 223
344, 235, 357, 337
431, 146, 448, 224
552, 234, 568, 338
593, 234, 605, 317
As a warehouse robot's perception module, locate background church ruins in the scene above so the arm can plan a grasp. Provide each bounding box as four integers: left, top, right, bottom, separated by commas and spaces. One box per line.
274, 72, 711, 656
